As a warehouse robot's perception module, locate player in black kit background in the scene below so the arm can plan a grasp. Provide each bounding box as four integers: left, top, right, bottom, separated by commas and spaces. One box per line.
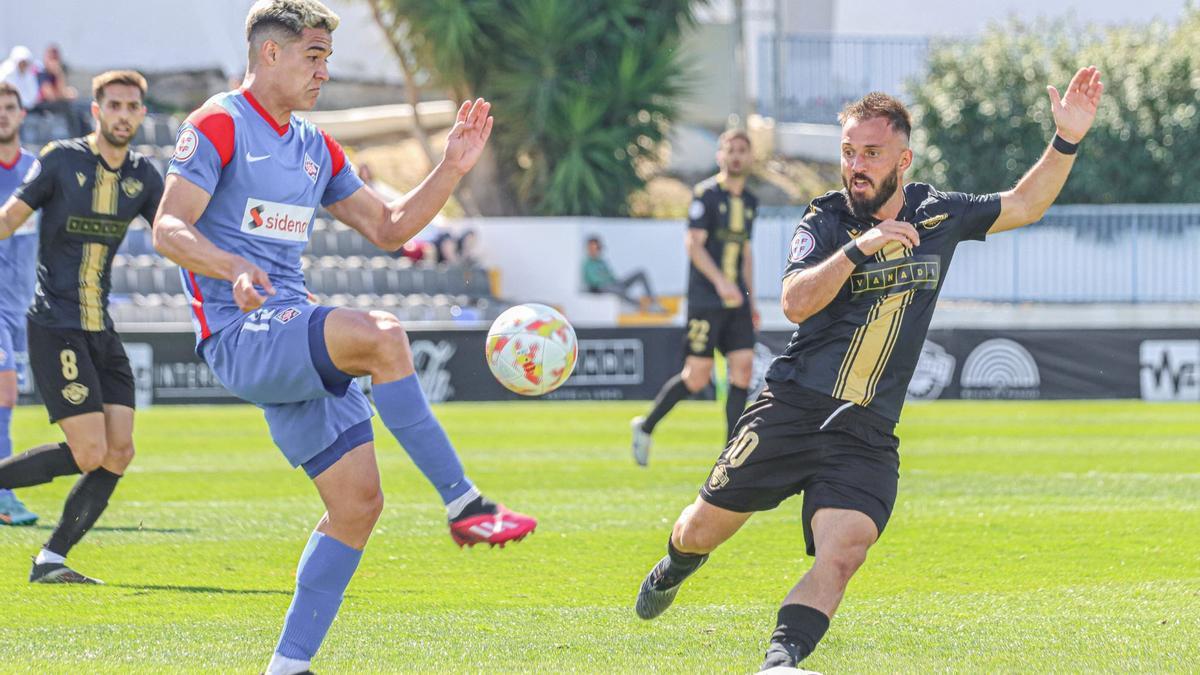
630, 130, 759, 466
0, 70, 163, 584
634, 67, 1105, 672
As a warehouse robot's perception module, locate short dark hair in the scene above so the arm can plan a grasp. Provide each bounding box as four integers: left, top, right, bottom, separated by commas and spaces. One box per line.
838, 92, 912, 139
0, 82, 21, 108
718, 128, 752, 149
92, 70, 147, 102
586, 235, 602, 246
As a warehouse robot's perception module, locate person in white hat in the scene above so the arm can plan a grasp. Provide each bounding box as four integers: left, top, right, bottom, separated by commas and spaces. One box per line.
0, 47, 40, 110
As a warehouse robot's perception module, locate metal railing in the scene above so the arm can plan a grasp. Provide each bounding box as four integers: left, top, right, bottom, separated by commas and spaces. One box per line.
755, 204, 1200, 303
757, 34, 931, 124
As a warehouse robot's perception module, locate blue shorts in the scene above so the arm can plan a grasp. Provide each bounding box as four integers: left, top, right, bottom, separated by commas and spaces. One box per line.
201, 304, 374, 477
0, 311, 27, 384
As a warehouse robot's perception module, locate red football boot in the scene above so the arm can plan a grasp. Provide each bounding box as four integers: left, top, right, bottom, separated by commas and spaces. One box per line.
449, 505, 537, 548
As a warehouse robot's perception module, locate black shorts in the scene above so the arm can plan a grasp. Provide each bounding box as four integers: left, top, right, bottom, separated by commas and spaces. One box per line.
27, 319, 136, 423
699, 380, 900, 556
685, 304, 755, 358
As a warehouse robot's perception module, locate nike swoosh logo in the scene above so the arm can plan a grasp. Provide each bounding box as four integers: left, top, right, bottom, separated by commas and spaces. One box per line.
246, 153, 270, 163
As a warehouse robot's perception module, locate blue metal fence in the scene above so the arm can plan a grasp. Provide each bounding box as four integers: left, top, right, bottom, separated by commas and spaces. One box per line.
755, 204, 1200, 303
757, 34, 931, 124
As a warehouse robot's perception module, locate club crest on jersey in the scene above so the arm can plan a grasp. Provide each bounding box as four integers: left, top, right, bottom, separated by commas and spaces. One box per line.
303, 153, 319, 183
789, 230, 816, 263
275, 307, 301, 324
75, 171, 86, 187
121, 176, 143, 198
174, 128, 199, 162
241, 198, 315, 242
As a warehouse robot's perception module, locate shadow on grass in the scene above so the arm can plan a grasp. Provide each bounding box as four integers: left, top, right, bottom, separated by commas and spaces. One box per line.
28, 525, 198, 534
115, 583, 292, 596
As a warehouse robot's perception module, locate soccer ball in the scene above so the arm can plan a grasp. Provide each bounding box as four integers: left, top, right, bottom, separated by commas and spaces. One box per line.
485, 303, 578, 396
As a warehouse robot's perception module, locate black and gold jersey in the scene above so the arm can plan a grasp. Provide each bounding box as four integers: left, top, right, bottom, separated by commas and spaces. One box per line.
687, 176, 758, 310
13, 136, 164, 332
767, 183, 1000, 424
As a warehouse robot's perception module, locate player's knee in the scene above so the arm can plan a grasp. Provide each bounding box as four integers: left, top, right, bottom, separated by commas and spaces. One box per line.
369, 312, 412, 367
340, 485, 384, 532
672, 508, 719, 554
71, 438, 108, 473
818, 543, 870, 586
681, 366, 710, 392
729, 362, 753, 387
104, 441, 135, 472
0, 390, 16, 409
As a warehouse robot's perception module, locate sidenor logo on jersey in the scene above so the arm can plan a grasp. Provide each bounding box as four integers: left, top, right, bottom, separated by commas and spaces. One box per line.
241, 198, 315, 242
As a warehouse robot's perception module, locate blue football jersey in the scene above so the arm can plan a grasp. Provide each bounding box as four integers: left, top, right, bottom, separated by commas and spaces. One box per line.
167, 89, 363, 345
0, 149, 39, 316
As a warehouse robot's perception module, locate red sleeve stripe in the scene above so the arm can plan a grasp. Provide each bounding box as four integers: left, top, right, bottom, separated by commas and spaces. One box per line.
186, 271, 212, 340
320, 129, 347, 176
186, 104, 235, 167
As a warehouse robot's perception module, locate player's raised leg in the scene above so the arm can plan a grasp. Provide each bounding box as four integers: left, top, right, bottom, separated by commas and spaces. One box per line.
265, 442, 380, 675
632, 356, 712, 466
323, 307, 535, 546
759, 508, 877, 670
635, 496, 751, 619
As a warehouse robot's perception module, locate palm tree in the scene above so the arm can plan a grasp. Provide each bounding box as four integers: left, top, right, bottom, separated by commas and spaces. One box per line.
373, 0, 700, 216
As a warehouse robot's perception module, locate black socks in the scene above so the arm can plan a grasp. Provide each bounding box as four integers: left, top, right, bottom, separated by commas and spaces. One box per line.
642, 374, 692, 434
726, 385, 749, 440
45, 468, 122, 557
767, 604, 831, 664
0, 442, 81, 489
658, 538, 708, 589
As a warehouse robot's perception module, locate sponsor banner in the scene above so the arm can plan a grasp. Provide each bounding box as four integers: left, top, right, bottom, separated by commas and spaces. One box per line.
16, 327, 1200, 405
20, 327, 689, 405
760, 328, 1200, 402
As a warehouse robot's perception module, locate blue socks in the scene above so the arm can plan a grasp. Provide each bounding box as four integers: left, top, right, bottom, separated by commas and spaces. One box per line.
372, 374, 474, 504
275, 531, 363, 661
0, 407, 11, 499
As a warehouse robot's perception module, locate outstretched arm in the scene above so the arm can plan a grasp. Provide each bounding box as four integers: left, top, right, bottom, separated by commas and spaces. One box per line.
991, 66, 1104, 234
328, 98, 494, 251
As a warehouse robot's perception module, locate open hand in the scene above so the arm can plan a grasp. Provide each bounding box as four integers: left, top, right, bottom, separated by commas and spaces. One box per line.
1049, 66, 1104, 144
442, 98, 494, 176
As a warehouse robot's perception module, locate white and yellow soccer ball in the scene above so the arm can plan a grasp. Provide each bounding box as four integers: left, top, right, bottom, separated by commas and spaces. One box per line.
485, 303, 578, 396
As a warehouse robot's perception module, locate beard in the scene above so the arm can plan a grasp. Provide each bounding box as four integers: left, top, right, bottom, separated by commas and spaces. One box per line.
843, 169, 900, 221
99, 123, 133, 149
0, 130, 16, 145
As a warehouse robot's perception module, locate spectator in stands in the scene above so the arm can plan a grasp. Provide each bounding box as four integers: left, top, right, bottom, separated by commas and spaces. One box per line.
0, 47, 39, 111
32, 44, 85, 137
36, 45, 77, 105
582, 235, 665, 312
432, 229, 458, 264
457, 229, 479, 266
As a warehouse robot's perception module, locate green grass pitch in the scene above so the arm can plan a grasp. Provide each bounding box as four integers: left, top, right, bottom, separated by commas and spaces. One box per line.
1, 400, 1197, 673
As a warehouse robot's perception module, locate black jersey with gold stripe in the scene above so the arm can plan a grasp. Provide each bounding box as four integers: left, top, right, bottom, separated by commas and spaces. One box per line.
13, 136, 163, 332
767, 183, 1000, 424
687, 176, 758, 310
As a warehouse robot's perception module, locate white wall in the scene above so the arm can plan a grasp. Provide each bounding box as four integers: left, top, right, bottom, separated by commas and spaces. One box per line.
831, 0, 1188, 36
0, 0, 403, 82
